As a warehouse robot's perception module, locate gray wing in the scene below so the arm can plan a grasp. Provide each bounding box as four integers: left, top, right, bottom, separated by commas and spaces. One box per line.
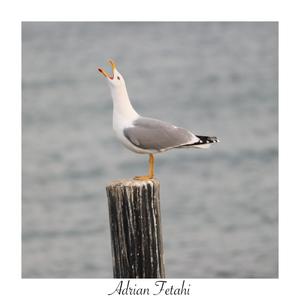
124, 117, 198, 151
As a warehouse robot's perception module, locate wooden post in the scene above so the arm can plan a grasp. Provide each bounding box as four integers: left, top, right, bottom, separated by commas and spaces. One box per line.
106, 179, 165, 278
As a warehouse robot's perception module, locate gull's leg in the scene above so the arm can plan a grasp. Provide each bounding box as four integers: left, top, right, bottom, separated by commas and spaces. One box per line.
149, 153, 154, 178
134, 154, 155, 180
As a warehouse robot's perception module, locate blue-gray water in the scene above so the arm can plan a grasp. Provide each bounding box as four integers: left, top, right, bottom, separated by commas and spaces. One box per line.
22, 22, 278, 278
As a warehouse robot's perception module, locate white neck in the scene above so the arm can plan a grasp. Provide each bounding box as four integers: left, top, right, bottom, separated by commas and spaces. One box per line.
110, 83, 139, 121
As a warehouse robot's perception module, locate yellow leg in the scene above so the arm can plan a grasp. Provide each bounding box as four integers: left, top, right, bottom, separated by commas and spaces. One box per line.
149, 154, 154, 178
134, 154, 155, 180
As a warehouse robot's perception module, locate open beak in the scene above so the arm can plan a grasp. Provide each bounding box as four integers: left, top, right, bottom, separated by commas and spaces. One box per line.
98, 59, 116, 79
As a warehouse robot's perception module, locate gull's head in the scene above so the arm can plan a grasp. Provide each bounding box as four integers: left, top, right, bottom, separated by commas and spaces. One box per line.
98, 59, 125, 88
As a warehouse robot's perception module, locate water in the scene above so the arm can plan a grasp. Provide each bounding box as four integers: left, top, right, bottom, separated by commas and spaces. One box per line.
22, 22, 278, 278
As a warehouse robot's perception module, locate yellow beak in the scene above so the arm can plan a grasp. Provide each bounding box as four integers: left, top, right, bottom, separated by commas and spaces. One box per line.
98, 59, 116, 79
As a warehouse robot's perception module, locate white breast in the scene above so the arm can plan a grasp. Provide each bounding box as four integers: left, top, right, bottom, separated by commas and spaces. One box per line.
108, 72, 151, 154
113, 112, 149, 154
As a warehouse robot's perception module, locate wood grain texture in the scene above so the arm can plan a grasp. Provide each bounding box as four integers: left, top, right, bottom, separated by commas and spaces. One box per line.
106, 179, 165, 278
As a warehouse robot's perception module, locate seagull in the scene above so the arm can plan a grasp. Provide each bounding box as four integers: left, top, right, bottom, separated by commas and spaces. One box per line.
98, 59, 219, 180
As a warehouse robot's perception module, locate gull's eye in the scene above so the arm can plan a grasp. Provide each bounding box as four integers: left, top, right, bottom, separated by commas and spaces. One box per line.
117, 76, 120, 80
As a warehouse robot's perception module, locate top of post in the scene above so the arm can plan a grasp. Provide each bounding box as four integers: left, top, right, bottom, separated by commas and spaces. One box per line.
106, 178, 160, 189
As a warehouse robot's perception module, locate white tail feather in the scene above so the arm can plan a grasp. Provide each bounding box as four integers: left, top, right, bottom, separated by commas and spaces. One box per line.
180, 144, 211, 149
192, 144, 211, 149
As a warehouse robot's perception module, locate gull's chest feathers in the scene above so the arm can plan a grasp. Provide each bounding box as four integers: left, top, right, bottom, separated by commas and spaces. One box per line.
111, 88, 139, 140
113, 111, 135, 133
113, 111, 146, 153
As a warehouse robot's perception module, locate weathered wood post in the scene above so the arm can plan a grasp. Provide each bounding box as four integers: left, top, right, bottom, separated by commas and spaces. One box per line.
106, 179, 165, 278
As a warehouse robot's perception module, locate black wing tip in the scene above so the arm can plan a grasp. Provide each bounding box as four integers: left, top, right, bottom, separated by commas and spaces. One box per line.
196, 135, 220, 144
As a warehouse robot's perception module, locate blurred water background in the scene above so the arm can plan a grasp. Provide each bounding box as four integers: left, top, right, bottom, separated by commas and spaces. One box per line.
22, 22, 278, 278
